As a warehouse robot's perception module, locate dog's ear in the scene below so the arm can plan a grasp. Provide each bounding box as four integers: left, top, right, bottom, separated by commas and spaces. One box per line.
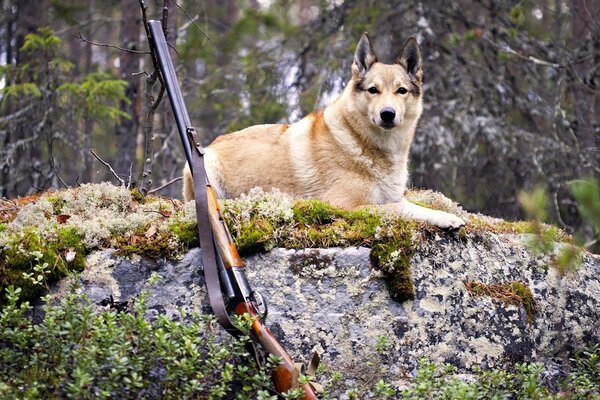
397, 37, 423, 81
352, 32, 377, 80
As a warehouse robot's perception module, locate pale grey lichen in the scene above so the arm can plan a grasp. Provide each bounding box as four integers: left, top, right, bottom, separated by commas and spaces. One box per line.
222, 187, 295, 227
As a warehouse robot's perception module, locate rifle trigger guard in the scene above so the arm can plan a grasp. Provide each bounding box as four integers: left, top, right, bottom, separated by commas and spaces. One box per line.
253, 291, 268, 320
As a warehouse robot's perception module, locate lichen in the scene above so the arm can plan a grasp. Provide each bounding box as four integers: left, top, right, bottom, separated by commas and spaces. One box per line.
0, 183, 185, 303
0, 185, 420, 304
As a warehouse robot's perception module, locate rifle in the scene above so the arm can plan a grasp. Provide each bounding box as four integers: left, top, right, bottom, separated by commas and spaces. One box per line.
147, 20, 319, 399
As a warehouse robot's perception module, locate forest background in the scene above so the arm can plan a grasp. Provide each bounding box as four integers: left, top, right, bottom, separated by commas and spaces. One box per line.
0, 0, 598, 248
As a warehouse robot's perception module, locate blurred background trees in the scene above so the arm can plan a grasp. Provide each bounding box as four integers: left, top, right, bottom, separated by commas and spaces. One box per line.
0, 0, 598, 246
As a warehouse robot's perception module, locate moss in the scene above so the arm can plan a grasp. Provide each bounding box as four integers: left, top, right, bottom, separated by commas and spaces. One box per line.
464, 281, 536, 323
467, 216, 570, 243
130, 188, 145, 203
370, 221, 416, 302
46, 195, 66, 215
293, 199, 345, 225
289, 200, 380, 247
223, 197, 416, 301
1, 187, 420, 304
169, 220, 199, 249
0, 223, 6, 233
510, 282, 536, 323
0, 226, 86, 303
234, 218, 276, 255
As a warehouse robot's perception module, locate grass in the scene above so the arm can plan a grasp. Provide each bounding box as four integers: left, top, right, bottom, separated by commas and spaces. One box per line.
464, 281, 536, 323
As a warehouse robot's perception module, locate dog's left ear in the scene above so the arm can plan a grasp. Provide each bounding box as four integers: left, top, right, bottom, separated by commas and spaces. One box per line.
352, 32, 377, 80
397, 37, 423, 81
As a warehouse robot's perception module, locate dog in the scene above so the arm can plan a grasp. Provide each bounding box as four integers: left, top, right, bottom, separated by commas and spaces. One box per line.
183, 32, 465, 229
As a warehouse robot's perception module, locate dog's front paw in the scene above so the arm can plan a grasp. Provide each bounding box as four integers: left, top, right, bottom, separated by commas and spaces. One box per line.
431, 212, 465, 230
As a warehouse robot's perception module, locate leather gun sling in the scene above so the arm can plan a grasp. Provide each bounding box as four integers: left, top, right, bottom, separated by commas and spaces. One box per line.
187, 128, 235, 333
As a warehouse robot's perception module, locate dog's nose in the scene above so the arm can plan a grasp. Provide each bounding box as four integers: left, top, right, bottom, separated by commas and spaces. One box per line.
380, 107, 396, 123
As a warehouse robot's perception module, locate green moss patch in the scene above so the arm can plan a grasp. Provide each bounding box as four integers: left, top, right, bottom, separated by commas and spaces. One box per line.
0, 226, 86, 303
466, 215, 570, 242
464, 280, 536, 323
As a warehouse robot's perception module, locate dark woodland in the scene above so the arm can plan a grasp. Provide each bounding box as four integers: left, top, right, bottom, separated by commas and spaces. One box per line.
0, 0, 598, 246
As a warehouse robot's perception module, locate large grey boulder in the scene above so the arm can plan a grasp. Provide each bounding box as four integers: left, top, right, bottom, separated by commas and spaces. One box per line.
50, 229, 600, 390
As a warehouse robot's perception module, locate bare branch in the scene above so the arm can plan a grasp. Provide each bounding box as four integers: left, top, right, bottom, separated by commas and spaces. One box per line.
74, 32, 150, 54
147, 176, 183, 195
172, 0, 214, 44
483, 37, 562, 69
89, 149, 125, 186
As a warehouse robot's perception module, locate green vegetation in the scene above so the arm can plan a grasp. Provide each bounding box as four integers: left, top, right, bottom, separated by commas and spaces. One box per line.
399, 355, 599, 399
1, 184, 599, 398
0, 283, 294, 400
4, 182, 590, 306
0, 185, 417, 303
0, 226, 85, 302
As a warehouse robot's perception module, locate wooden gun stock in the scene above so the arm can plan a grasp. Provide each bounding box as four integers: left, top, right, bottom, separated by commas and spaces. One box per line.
206, 185, 318, 399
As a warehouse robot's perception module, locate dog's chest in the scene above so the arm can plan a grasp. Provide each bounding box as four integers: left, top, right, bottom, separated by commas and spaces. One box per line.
369, 162, 408, 204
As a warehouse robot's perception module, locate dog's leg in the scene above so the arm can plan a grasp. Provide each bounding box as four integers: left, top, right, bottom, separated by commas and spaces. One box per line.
383, 198, 465, 229
182, 162, 194, 202
182, 148, 226, 202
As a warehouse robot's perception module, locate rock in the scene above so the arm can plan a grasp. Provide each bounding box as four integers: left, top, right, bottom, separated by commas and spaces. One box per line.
48, 229, 600, 391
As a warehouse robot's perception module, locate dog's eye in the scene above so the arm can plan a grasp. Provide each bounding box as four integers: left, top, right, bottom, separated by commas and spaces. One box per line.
367, 87, 379, 94
397, 87, 408, 95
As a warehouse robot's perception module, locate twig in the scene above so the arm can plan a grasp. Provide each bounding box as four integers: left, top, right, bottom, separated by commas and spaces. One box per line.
49, 137, 70, 189
74, 32, 150, 54
138, 0, 170, 195
484, 37, 562, 69
139, 0, 165, 89
172, 0, 214, 44
89, 149, 125, 186
127, 162, 134, 189
147, 176, 183, 195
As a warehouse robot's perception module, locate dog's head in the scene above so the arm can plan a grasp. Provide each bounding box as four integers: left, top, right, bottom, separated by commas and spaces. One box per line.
351, 32, 423, 130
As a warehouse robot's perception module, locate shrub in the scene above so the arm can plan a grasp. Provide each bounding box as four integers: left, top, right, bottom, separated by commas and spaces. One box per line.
0, 283, 289, 399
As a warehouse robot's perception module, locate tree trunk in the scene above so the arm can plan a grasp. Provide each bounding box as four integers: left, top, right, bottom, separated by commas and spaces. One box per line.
13, 0, 47, 195
82, 0, 95, 183
115, 0, 141, 183
570, 0, 598, 178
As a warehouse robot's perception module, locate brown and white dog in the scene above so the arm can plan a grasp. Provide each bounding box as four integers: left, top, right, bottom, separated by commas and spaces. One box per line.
183, 33, 465, 229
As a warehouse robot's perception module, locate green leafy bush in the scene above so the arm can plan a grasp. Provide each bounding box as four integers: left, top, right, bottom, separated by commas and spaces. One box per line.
399, 356, 600, 400
0, 284, 288, 400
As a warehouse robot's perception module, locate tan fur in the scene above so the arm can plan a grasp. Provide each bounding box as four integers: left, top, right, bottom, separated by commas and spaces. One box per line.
183, 33, 465, 229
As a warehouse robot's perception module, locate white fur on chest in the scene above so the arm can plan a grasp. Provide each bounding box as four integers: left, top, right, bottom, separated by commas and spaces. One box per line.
325, 108, 412, 204
370, 161, 408, 204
